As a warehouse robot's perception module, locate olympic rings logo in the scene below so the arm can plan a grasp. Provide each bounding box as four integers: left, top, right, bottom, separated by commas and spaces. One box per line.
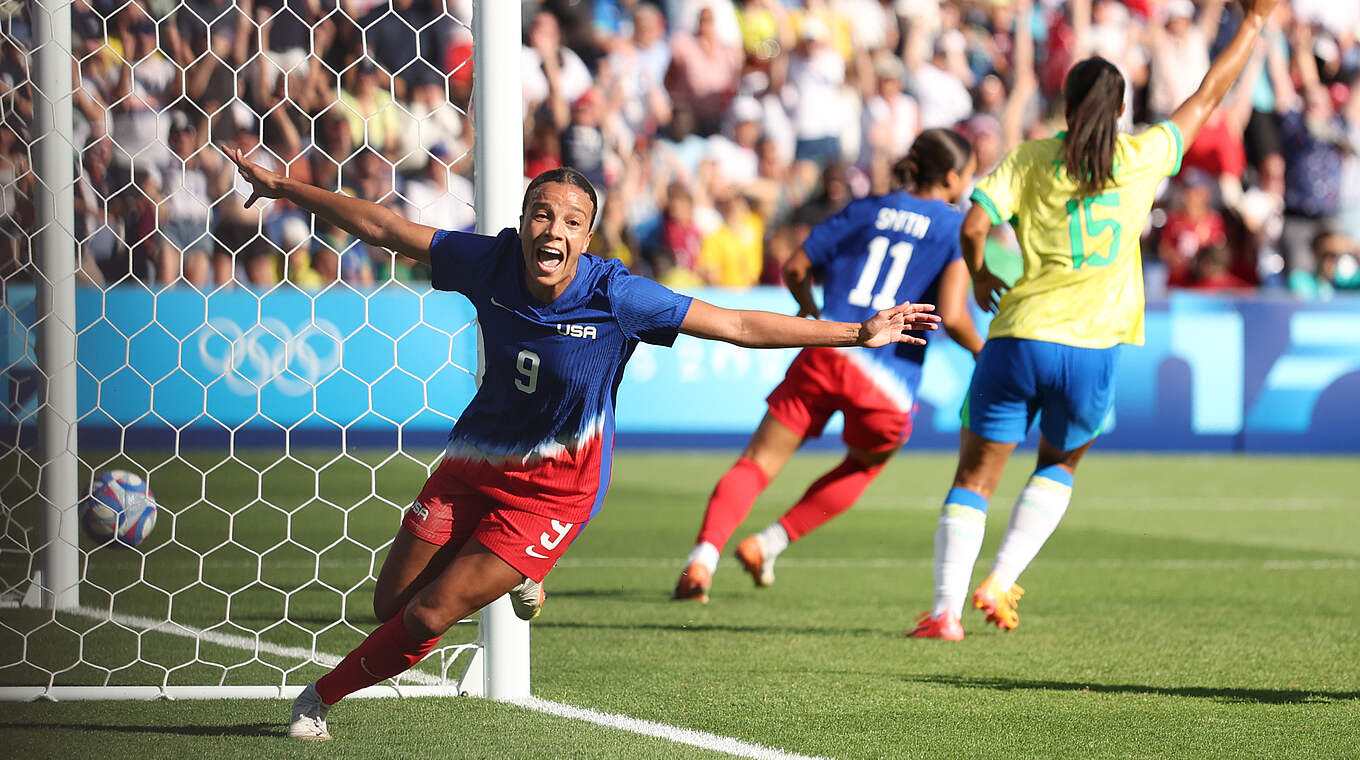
196, 317, 344, 397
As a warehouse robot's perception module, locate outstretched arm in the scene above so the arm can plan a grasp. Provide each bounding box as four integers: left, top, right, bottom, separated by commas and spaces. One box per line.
224, 147, 437, 264
679, 299, 940, 349
1169, 0, 1279, 146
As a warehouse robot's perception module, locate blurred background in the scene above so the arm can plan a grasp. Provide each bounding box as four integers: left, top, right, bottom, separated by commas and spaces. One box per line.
1, 0, 1357, 296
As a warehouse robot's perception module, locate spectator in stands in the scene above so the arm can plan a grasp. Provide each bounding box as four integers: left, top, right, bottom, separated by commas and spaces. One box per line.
338, 59, 401, 157
145, 112, 218, 288
667, 5, 743, 136
1237, 153, 1288, 286
699, 192, 764, 286
1161, 170, 1229, 286
73, 135, 115, 287
254, 0, 321, 97
523, 9, 594, 117
905, 27, 972, 131
1276, 23, 1358, 281
1148, 0, 1223, 121
858, 52, 920, 180
661, 180, 704, 279
1182, 244, 1252, 291
395, 78, 469, 174
403, 143, 476, 233
588, 191, 641, 271
600, 2, 672, 141
559, 88, 611, 194
793, 161, 852, 230
706, 95, 763, 190
213, 122, 281, 287
785, 17, 846, 168
1293, 228, 1360, 299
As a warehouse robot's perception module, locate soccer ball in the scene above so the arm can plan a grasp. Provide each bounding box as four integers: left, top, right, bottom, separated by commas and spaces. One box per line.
81, 470, 159, 548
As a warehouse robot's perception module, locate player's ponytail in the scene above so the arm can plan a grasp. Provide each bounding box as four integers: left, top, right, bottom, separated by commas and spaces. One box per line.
524, 166, 600, 226
1061, 57, 1124, 197
892, 128, 973, 193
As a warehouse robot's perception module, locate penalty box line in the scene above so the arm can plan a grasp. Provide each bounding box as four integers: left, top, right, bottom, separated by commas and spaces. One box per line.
23, 603, 828, 760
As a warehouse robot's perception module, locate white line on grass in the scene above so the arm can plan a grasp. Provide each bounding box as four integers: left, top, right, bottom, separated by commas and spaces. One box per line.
14, 603, 825, 760
513, 697, 830, 760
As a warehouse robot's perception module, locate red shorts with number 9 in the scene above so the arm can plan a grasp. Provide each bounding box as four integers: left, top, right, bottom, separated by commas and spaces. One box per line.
402, 459, 586, 583
765, 347, 915, 452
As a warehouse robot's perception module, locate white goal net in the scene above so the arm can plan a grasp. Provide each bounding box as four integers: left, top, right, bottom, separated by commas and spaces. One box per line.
1, 0, 529, 701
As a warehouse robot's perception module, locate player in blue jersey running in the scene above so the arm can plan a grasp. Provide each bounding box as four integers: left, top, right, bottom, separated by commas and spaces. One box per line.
223, 153, 941, 739
909, 0, 1280, 641
674, 129, 985, 603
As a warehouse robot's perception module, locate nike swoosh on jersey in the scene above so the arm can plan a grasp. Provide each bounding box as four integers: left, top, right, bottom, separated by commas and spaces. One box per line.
489, 296, 518, 314
525, 546, 550, 559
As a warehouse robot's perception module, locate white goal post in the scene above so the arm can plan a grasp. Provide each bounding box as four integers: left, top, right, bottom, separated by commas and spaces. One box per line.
1, 0, 529, 701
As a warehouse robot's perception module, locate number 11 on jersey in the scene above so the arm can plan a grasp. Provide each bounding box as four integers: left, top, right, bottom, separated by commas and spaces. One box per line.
848, 235, 914, 310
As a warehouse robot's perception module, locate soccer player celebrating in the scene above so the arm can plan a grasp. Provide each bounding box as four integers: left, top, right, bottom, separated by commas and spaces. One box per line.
673, 129, 984, 602
909, 0, 1281, 640
221, 154, 941, 739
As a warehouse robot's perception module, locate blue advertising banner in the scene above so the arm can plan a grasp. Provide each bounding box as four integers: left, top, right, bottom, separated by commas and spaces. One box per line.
3, 285, 1358, 452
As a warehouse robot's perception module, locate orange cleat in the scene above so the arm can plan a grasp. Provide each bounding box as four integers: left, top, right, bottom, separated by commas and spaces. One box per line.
672, 561, 712, 603
735, 535, 775, 588
906, 610, 964, 641
972, 574, 1024, 631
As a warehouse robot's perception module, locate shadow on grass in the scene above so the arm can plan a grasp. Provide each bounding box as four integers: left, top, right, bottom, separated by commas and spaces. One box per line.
0, 721, 279, 737
911, 674, 1360, 704
538, 619, 885, 637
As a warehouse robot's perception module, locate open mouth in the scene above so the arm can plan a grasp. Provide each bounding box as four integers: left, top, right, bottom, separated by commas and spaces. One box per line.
535, 246, 565, 275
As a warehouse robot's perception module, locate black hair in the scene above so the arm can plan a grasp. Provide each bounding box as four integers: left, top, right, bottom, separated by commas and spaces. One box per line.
892, 128, 973, 192
1062, 57, 1125, 196
522, 166, 599, 227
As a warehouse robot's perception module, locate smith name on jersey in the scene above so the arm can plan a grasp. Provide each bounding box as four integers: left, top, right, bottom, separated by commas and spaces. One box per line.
429, 228, 693, 524
802, 190, 964, 412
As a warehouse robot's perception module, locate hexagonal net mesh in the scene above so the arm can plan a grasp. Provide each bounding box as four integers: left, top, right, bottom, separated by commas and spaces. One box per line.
1, 0, 522, 699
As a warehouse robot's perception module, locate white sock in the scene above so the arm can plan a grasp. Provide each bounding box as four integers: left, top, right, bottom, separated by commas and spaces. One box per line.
932, 489, 989, 618
991, 467, 1074, 590
756, 521, 789, 558
686, 541, 720, 574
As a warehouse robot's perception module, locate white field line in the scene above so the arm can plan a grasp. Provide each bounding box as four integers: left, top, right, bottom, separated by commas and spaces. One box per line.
11, 603, 826, 760
512, 697, 830, 760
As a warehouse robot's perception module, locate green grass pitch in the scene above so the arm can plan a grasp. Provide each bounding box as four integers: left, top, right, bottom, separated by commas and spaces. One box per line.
1, 450, 1357, 758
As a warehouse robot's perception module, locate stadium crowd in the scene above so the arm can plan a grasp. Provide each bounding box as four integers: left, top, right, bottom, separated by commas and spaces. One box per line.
1, 0, 1359, 298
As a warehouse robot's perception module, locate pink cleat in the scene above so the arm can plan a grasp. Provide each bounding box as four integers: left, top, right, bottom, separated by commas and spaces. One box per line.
906, 610, 964, 641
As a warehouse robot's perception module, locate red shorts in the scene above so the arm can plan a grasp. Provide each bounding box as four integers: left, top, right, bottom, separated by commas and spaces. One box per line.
766, 347, 914, 452
402, 459, 587, 583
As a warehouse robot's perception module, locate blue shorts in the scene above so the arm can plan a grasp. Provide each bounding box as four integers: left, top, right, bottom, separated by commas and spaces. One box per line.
962, 338, 1120, 451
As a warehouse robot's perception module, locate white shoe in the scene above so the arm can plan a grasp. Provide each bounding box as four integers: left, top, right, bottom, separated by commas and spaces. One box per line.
509, 576, 544, 621
287, 682, 332, 740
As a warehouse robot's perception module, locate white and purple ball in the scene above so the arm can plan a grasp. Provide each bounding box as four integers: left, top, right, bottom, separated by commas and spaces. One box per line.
82, 470, 158, 548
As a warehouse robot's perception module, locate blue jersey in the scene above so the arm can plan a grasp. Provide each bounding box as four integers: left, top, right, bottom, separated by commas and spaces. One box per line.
802, 191, 964, 408
429, 228, 692, 521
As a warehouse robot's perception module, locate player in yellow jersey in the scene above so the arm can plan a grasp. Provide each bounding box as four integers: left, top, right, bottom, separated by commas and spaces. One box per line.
909, 0, 1280, 640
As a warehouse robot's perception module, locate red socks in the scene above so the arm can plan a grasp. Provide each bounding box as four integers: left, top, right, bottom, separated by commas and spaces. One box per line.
779, 457, 884, 541
315, 613, 442, 705
695, 457, 771, 550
